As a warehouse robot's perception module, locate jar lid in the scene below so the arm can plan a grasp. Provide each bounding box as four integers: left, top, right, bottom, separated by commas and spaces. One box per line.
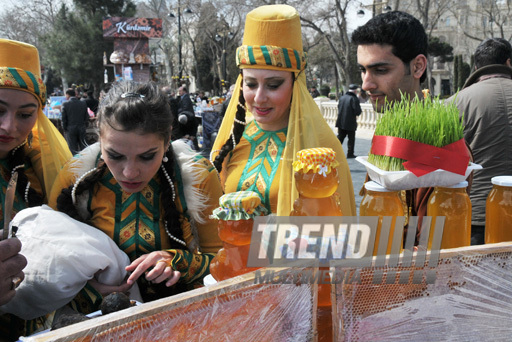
491, 176, 512, 187
211, 191, 268, 220
364, 181, 395, 192
442, 181, 468, 188
292, 147, 339, 175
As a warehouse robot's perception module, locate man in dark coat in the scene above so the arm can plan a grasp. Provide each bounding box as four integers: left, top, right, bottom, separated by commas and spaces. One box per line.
175, 85, 198, 149
61, 88, 89, 154
83, 90, 99, 115
177, 85, 195, 115
448, 38, 512, 245
335, 84, 362, 158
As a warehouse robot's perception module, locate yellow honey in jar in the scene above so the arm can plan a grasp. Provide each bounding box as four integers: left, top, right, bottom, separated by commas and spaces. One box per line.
427, 181, 471, 249
209, 191, 268, 282
291, 147, 342, 216
485, 176, 512, 243
359, 181, 404, 255
290, 147, 342, 342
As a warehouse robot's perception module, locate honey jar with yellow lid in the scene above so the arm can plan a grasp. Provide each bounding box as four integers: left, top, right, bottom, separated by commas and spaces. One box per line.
290, 147, 343, 216
290, 148, 342, 342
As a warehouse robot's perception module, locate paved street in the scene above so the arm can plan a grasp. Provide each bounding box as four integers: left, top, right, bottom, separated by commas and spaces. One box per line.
344, 129, 373, 215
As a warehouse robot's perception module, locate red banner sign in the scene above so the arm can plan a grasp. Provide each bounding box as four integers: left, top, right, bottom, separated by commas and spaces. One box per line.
103, 17, 163, 38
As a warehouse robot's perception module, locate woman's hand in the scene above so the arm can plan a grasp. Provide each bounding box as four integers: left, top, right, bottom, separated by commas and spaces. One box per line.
87, 276, 133, 297
125, 251, 181, 287
0, 238, 26, 306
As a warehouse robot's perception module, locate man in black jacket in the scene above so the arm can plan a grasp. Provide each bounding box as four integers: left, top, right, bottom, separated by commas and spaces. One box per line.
175, 85, 199, 150
62, 88, 89, 154
448, 38, 512, 245
336, 84, 362, 158
83, 90, 99, 115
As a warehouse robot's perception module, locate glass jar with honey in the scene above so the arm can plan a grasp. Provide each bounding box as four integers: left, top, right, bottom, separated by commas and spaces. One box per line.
485, 176, 512, 244
209, 191, 268, 282
359, 181, 404, 255
291, 147, 342, 216
291, 147, 342, 342
427, 181, 471, 249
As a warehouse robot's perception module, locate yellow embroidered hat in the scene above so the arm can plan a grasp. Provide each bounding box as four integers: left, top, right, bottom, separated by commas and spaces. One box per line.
293, 147, 340, 175
0, 39, 46, 107
236, 4, 307, 72
0, 39, 71, 197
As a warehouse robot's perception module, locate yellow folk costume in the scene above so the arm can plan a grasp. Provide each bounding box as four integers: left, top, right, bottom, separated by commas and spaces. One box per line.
211, 5, 356, 216
0, 39, 71, 225
0, 39, 72, 340
48, 141, 222, 313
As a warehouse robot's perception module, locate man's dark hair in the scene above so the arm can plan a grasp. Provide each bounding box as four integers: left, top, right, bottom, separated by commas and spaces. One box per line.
66, 88, 76, 97
352, 11, 428, 83
474, 38, 512, 69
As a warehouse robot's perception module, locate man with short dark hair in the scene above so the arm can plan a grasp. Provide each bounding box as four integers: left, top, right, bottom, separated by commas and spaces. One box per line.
336, 84, 362, 158
352, 11, 433, 242
177, 85, 195, 114
83, 90, 99, 115
352, 11, 428, 113
448, 38, 512, 245
310, 86, 320, 98
176, 85, 198, 149
61, 88, 89, 154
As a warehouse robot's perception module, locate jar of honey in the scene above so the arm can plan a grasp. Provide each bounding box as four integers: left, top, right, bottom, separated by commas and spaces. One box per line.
291, 147, 342, 216
427, 181, 471, 249
359, 181, 404, 255
209, 191, 268, 282
485, 176, 512, 243
291, 147, 342, 342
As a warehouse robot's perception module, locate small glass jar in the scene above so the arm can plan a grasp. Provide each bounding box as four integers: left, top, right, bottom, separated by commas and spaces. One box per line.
485, 176, 512, 244
360, 181, 404, 256
427, 181, 471, 249
291, 147, 342, 216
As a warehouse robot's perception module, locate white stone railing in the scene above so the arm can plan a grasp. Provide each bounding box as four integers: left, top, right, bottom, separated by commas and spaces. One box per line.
358, 103, 381, 130
314, 98, 380, 132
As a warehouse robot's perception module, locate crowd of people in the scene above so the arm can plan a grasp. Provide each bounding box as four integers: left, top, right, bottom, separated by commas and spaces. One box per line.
0, 3, 510, 340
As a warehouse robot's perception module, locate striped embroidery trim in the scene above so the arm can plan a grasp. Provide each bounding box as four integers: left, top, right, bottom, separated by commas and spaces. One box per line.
0, 67, 46, 106
236, 45, 307, 71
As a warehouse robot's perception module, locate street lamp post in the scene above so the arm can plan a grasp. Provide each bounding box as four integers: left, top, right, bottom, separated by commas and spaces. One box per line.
357, 0, 392, 18
215, 28, 233, 92
169, 0, 193, 80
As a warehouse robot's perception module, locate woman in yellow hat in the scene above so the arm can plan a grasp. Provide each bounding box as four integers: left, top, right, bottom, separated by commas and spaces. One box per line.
211, 5, 356, 216
0, 38, 71, 340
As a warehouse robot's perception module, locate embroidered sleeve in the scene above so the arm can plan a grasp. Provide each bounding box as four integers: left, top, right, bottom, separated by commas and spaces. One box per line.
167, 249, 216, 284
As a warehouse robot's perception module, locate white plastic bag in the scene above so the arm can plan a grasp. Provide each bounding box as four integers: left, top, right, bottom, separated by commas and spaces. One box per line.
0, 205, 142, 320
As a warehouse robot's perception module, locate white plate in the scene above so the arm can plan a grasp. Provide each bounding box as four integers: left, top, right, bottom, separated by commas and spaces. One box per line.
356, 156, 482, 190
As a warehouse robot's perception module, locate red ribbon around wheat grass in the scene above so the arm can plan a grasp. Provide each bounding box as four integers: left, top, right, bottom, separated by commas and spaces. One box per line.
370, 135, 470, 177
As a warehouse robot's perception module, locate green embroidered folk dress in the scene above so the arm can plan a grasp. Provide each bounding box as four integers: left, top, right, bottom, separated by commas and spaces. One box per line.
223, 121, 287, 213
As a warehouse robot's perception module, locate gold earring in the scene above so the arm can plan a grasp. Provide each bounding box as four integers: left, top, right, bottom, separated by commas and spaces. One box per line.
27, 132, 33, 149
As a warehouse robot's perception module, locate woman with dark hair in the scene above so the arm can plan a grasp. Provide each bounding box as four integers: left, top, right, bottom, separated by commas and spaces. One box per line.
211, 5, 356, 216
48, 81, 222, 314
